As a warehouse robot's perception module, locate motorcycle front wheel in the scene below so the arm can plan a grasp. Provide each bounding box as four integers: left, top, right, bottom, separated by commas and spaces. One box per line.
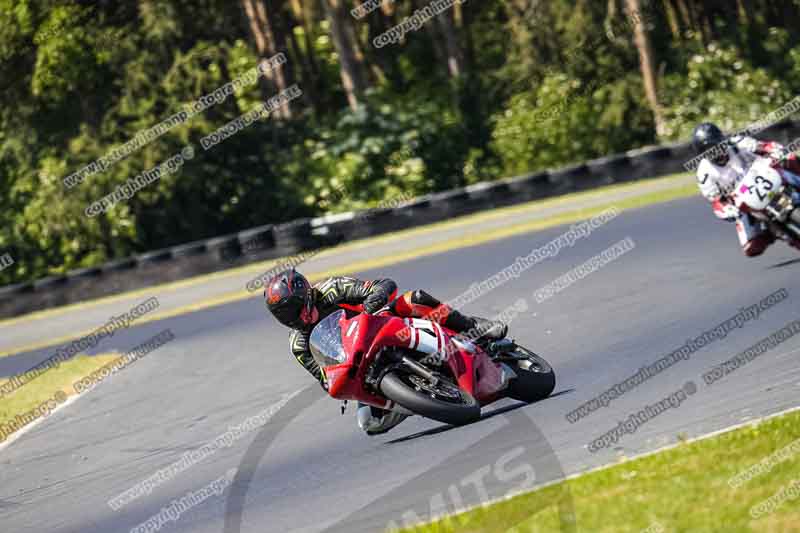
380, 371, 481, 426
504, 345, 556, 403
788, 209, 800, 239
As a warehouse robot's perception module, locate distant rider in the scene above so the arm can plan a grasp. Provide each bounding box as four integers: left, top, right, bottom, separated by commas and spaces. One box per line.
692, 122, 800, 256
264, 268, 507, 435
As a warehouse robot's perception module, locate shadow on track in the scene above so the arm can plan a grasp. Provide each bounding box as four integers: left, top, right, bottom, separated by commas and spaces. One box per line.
769, 257, 800, 269
385, 388, 574, 445
226, 387, 576, 533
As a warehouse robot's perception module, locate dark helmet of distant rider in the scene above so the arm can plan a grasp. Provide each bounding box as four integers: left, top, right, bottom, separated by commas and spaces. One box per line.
692, 122, 729, 166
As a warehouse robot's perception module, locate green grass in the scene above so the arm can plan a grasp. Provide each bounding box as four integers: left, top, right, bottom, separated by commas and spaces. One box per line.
400, 409, 800, 533
0, 353, 120, 430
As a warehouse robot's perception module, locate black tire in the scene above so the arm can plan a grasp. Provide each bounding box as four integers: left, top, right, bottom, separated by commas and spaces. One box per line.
784, 210, 800, 245
506, 346, 556, 403
380, 371, 481, 426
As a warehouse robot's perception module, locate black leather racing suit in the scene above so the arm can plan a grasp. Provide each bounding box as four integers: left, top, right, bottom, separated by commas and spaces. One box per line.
288, 276, 397, 388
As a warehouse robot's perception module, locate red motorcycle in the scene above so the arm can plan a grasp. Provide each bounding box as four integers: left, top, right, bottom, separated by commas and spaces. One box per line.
309, 309, 556, 426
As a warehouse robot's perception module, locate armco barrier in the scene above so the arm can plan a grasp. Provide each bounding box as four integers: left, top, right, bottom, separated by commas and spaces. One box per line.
4, 120, 800, 319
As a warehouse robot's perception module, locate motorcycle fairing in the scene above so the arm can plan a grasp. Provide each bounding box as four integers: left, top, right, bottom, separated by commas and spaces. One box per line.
317, 311, 507, 408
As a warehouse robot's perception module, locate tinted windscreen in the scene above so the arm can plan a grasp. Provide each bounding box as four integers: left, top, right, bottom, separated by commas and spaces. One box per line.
309, 310, 347, 368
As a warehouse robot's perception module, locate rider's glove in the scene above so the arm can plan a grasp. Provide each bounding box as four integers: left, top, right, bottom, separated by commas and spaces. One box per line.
770, 146, 791, 164
712, 198, 739, 221
722, 203, 740, 220
363, 294, 389, 314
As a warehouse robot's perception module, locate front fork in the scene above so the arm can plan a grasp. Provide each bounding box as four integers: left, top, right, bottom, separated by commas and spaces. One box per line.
368, 342, 522, 413
767, 216, 800, 242
364, 350, 436, 415
766, 201, 800, 242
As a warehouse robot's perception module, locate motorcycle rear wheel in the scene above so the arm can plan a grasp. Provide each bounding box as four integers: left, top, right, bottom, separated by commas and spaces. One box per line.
380, 371, 481, 426
505, 345, 556, 403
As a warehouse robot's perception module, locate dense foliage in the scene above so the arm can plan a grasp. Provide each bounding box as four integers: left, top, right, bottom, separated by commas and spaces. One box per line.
1, 0, 800, 284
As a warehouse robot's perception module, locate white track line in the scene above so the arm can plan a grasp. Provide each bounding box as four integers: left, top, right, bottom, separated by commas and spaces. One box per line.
0, 393, 84, 453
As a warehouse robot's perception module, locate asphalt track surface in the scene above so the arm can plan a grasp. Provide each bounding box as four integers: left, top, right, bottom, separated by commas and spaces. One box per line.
3, 194, 800, 533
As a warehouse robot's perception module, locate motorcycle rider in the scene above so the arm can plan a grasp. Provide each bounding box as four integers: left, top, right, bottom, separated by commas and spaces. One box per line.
692, 122, 800, 256
264, 268, 508, 435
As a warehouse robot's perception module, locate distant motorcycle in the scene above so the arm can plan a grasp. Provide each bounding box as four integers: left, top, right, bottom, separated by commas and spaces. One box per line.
734, 156, 800, 247
309, 309, 555, 426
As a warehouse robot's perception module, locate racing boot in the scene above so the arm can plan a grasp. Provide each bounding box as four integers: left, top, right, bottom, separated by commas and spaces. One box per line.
468, 316, 509, 342
442, 309, 508, 343
357, 403, 409, 436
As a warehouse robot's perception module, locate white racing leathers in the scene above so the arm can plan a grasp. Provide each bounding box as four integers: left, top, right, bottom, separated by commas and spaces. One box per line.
696, 135, 775, 256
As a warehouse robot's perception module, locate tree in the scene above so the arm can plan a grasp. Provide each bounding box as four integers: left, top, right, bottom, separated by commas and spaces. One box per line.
626, 0, 665, 136
321, 0, 368, 110
434, 8, 465, 78
239, 0, 295, 118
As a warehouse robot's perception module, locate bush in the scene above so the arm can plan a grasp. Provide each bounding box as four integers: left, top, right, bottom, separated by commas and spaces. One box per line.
660, 42, 793, 140
297, 92, 469, 213
489, 70, 655, 177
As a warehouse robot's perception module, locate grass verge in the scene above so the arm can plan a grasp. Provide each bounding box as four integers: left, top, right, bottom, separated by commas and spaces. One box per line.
0, 353, 120, 442
400, 409, 800, 533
